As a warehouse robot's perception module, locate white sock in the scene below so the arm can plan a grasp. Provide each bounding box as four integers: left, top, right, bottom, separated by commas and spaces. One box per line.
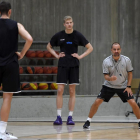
69, 111, 73, 116
87, 117, 91, 122
57, 109, 62, 116
138, 119, 140, 123
0, 121, 7, 133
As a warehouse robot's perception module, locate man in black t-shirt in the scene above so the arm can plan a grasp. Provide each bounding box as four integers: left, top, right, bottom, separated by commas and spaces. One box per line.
47, 16, 93, 125
0, 1, 33, 139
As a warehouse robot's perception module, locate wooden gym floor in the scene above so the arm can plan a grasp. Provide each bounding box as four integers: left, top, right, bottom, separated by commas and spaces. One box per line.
6, 122, 140, 140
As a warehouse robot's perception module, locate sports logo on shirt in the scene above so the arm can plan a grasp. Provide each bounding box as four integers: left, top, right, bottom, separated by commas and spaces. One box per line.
60, 39, 65, 41
66, 42, 72, 44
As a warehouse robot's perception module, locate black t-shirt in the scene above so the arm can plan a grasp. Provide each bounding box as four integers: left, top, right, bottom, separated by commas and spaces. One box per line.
0, 19, 18, 66
50, 30, 89, 67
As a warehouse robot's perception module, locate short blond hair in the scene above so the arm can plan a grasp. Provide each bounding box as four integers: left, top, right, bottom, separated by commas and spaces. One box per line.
63, 16, 73, 23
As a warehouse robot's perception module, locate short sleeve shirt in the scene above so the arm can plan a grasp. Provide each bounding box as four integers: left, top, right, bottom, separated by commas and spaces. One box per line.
50, 30, 89, 67
102, 55, 133, 89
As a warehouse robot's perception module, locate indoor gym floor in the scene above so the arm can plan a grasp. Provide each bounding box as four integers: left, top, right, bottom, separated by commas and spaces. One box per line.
6, 116, 140, 140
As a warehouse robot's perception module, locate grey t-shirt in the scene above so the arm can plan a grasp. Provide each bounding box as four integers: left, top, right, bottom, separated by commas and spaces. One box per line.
103, 55, 133, 89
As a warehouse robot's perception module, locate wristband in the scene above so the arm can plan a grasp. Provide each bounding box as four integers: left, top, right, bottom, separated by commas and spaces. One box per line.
127, 86, 131, 88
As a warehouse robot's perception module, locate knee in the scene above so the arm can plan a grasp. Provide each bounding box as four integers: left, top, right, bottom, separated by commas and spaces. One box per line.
57, 88, 64, 96
69, 88, 75, 97
93, 99, 103, 107
128, 99, 137, 107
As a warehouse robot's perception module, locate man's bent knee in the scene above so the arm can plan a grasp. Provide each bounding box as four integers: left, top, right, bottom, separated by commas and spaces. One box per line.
94, 98, 103, 106
128, 99, 138, 107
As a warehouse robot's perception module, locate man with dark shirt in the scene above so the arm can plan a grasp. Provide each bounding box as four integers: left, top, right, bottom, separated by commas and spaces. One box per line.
0, 1, 33, 139
47, 16, 93, 125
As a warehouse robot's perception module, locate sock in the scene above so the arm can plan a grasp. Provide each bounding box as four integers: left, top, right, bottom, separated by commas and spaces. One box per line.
138, 119, 140, 123
57, 109, 62, 116
87, 117, 91, 122
0, 121, 7, 133
69, 111, 73, 116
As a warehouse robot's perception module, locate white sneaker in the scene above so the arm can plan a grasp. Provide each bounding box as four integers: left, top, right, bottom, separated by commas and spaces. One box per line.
0, 132, 18, 140
0, 132, 9, 140
5, 132, 18, 140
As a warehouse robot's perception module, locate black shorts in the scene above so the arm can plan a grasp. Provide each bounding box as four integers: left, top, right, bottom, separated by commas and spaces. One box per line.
97, 85, 134, 103
0, 61, 21, 93
57, 66, 79, 85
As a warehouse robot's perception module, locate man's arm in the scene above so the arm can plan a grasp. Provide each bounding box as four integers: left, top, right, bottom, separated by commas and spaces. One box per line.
47, 43, 65, 59
71, 43, 93, 60
104, 74, 117, 81
123, 71, 133, 96
127, 71, 133, 86
16, 23, 33, 60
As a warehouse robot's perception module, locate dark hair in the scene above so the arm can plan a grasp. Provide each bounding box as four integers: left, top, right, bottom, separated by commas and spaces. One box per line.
111, 42, 121, 48
0, 1, 11, 15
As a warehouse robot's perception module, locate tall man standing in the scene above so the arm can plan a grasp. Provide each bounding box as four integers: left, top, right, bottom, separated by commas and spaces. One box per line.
83, 42, 140, 129
47, 16, 93, 125
0, 1, 33, 139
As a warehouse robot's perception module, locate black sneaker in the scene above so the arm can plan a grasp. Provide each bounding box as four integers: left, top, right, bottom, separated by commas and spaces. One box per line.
83, 120, 90, 129
138, 122, 140, 129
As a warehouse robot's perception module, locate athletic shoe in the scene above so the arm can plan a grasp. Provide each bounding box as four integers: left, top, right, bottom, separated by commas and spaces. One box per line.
53, 116, 62, 125
138, 122, 140, 129
83, 120, 90, 129
66, 116, 75, 125
0, 132, 18, 140
0, 132, 7, 140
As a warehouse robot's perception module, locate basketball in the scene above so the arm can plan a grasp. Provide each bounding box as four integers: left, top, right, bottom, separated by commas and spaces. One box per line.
52, 67, 58, 74
52, 51, 59, 58
35, 67, 43, 74
29, 83, 38, 90
19, 67, 23, 74
44, 51, 52, 58
36, 50, 44, 58
38, 83, 48, 90
43, 67, 52, 74
21, 83, 30, 90
25, 50, 36, 58
50, 83, 58, 90
26, 67, 35, 74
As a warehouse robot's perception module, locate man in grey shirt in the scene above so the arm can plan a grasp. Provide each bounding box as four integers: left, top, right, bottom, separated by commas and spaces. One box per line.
83, 42, 140, 129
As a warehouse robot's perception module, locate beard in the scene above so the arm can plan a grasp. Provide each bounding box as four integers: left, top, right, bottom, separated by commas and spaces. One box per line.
113, 53, 120, 57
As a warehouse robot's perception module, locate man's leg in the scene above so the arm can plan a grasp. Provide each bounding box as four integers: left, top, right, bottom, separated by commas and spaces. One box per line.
68, 84, 76, 112
0, 93, 13, 133
127, 99, 140, 119
88, 98, 104, 118
56, 84, 65, 110
127, 99, 140, 129
0, 93, 18, 139
83, 86, 115, 129
83, 98, 103, 128
54, 84, 65, 125
66, 84, 76, 125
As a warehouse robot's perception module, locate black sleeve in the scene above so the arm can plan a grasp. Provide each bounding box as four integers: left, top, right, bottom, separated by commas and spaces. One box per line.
77, 31, 89, 47
50, 33, 59, 47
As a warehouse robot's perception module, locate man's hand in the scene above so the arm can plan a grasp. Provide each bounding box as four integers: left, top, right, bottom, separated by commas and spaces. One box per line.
110, 76, 117, 81
123, 87, 133, 97
15, 52, 24, 60
58, 52, 65, 59
71, 53, 81, 60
